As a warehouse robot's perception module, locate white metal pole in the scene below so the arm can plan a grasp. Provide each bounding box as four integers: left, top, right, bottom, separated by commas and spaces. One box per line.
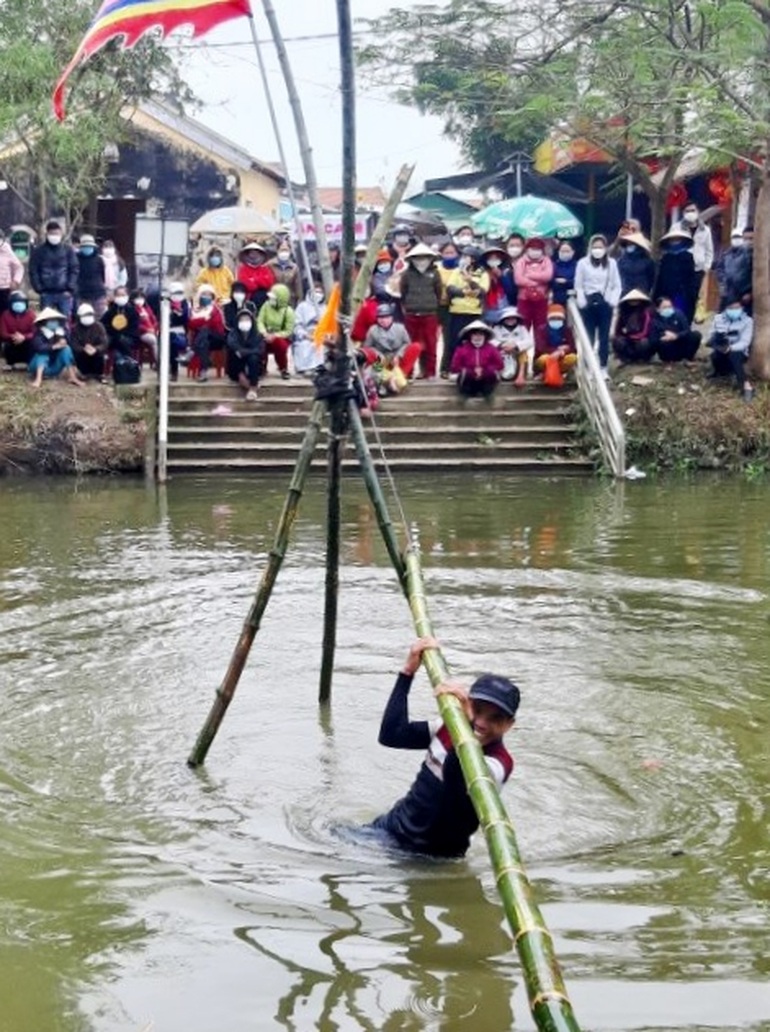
158, 295, 170, 484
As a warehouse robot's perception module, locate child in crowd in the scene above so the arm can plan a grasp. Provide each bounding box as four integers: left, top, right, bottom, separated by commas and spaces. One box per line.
370, 636, 519, 858
493, 306, 533, 387
450, 320, 504, 400
257, 283, 295, 379
131, 288, 159, 367
362, 302, 422, 390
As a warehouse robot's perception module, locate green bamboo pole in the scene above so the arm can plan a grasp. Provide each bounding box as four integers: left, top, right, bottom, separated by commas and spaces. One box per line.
187, 400, 326, 767
318, 402, 344, 703
347, 399, 407, 587
404, 547, 583, 1032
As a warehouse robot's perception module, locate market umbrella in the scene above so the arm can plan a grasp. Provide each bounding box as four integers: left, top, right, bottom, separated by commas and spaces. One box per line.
189, 206, 279, 236
472, 195, 583, 240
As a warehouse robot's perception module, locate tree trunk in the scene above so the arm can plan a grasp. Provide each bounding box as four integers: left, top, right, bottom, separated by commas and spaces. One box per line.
647, 187, 668, 257
748, 166, 770, 379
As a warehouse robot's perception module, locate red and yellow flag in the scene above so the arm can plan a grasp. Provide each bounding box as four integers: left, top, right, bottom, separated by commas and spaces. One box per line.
53, 0, 251, 121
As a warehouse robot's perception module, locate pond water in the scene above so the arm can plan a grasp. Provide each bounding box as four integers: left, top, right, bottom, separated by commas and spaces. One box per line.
0, 473, 767, 1032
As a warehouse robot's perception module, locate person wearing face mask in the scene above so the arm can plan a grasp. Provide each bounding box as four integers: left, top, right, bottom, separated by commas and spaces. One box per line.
444, 247, 489, 377
226, 307, 264, 401
236, 242, 276, 311
187, 284, 227, 382
0, 229, 24, 315
611, 289, 655, 365
71, 302, 108, 380
616, 232, 656, 298
513, 237, 554, 332
436, 241, 460, 366
673, 203, 714, 305
29, 220, 79, 320
649, 296, 702, 363
654, 228, 698, 325
371, 249, 397, 303
399, 243, 442, 379
362, 303, 422, 389
450, 320, 503, 400
707, 298, 754, 400
293, 282, 327, 374
130, 289, 159, 367
257, 283, 295, 379
390, 224, 414, 279
167, 282, 191, 382
550, 241, 578, 307
100, 240, 128, 297
101, 288, 141, 358
492, 307, 533, 386
267, 242, 302, 306
480, 246, 510, 325
715, 229, 753, 313
575, 234, 622, 378
500, 234, 525, 308
453, 225, 475, 251
29, 307, 84, 389
0, 290, 35, 368
533, 303, 577, 379
222, 280, 256, 332
195, 246, 234, 305
75, 234, 107, 316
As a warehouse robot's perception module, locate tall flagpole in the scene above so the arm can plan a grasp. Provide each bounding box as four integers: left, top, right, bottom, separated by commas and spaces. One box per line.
259, 0, 335, 298
246, 10, 317, 300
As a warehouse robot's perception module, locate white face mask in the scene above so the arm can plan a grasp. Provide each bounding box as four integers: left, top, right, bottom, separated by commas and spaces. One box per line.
508, 245, 523, 258
527, 249, 543, 260
114, 295, 128, 307
558, 250, 574, 262
459, 256, 472, 270
47, 234, 62, 245
313, 291, 325, 304
413, 258, 432, 273
376, 262, 391, 274
456, 235, 473, 247
134, 297, 145, 308
394, 235, 410, 247
487, 258, 502, 268
237, 319, 252, 333
171, 293, 185, 302
232, 292, 246, 305
591, 247, 606, 260
684, 211, 698, 224
102, 247, 116, 259
277, 251, 290, 262
41, 325, 55, 339
80, 315, 95, 326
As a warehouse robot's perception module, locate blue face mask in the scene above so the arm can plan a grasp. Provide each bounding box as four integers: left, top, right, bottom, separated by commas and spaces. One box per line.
659, 306, 674, 319
45, 320, 60, 332
726, 308, 742, 321
548, 319, 564, 330
11, 301, 26, 314
624, 244, 636, 254
200, 295, 213, 307
442, 256, 459, 269
80, 246, 96, 257
209, 255, 223, 268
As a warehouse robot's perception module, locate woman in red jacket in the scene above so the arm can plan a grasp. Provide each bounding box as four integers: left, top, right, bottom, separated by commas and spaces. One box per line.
188, 284, 227, 382
513, 237, 553, 331
236, 242, 276, 311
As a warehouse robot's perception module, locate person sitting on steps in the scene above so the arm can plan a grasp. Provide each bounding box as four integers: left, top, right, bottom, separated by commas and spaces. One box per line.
450, 319, 504, 402
492, 306, 533, 387
257, 283, 295, 379
188, 283, 227, 383
226, 307, 264, 402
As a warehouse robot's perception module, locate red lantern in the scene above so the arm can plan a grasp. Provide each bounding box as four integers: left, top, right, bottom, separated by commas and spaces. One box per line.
708, 173, 732, 206
665, 182, 688, 212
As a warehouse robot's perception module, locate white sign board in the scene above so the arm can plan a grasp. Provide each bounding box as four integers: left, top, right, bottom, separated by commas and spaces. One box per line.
134, 216, 189, 256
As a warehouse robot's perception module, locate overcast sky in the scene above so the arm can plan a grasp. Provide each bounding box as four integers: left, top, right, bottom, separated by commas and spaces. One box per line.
170, 0, 467, 197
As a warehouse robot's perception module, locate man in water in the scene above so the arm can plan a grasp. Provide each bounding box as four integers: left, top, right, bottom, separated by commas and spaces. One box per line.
371, 637, 519, 857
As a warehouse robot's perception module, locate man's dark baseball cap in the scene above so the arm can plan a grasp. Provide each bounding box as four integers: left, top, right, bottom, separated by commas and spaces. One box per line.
469, 674, 520, 718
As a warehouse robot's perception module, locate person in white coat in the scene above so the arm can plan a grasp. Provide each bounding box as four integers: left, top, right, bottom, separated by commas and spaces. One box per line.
574, 233, 622, 378
674, 202, 714, 307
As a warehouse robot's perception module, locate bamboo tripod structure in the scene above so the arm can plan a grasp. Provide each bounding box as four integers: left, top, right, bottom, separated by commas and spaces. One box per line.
188, 2, 583, 1028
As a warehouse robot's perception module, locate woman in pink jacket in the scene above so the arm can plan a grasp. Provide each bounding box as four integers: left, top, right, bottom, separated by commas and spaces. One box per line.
0, 232, 24, 315
513, 237, 553, 332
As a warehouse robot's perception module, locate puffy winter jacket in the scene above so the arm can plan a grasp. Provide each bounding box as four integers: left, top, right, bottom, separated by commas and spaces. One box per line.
257, 283, 295, 337
0, 242, 24, 290
29, 241, 79, 294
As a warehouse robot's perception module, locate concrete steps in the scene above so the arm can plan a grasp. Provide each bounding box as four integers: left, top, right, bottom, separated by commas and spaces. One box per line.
164, 377, 593, 475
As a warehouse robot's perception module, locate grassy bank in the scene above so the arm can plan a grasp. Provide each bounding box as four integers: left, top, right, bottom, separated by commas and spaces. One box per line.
0, 374, 148, 475
608, 354, 770, 477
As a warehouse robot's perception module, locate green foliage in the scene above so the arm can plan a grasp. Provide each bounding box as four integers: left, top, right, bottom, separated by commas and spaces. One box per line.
0, 0, 193, 231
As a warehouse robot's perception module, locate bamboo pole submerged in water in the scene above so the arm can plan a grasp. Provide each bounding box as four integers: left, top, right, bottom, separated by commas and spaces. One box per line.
187, 401, 326, 767
402, 547, 582, 1032
318, 401, 345, 704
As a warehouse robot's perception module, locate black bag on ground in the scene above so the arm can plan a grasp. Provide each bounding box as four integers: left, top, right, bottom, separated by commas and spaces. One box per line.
112, 354, 141, 385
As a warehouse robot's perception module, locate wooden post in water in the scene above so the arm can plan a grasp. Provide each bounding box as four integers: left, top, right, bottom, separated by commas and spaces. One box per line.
403, 548, 583, 1032
187, 401, 326, 767
317, 0, 357, 704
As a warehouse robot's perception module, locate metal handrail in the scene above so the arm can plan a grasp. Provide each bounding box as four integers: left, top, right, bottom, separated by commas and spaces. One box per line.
567, 297, 626, 477
157, 296, 170, 483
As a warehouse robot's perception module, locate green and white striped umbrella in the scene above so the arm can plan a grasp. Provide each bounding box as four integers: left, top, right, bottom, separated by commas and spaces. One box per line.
472, 195, 583, 240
